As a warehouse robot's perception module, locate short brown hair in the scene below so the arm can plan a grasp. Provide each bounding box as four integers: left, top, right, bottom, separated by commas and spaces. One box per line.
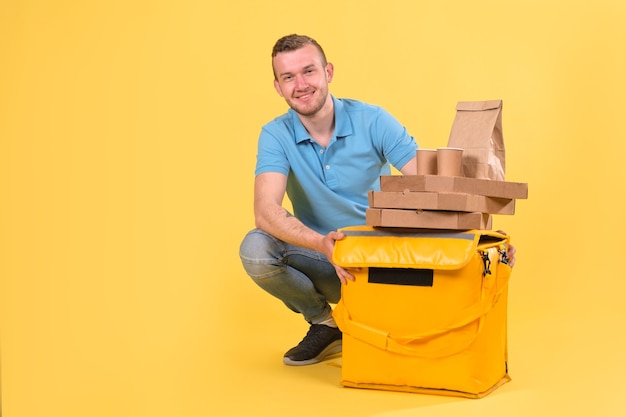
271, 34, 328, 76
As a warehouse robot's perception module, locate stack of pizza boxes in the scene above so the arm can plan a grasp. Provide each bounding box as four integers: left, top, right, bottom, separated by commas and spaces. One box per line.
366, 100, 528, 230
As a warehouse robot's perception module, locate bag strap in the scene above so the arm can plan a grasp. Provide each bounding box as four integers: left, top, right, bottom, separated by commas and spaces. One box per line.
334, 261, 510, 359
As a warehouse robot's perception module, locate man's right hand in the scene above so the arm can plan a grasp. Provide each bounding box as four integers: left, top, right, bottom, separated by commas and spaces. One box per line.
320, 230, 357, 285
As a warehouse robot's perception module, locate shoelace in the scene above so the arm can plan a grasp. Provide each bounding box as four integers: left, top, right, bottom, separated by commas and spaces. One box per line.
296, 325, 335, 352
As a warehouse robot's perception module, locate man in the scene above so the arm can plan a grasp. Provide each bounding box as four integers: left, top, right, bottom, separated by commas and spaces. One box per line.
239, 34, 515, 366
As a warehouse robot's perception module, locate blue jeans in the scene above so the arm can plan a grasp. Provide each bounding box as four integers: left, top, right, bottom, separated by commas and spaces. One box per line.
239, 228, 341, 324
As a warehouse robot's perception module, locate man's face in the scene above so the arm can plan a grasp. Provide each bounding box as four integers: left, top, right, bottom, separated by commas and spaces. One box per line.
272, 44, 334, 118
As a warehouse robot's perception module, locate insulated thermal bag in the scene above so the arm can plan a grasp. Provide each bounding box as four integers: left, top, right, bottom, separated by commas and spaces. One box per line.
332, 225, 512, 398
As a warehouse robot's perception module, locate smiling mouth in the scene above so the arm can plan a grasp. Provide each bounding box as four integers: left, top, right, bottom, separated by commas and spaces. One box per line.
295, 90, 314, 101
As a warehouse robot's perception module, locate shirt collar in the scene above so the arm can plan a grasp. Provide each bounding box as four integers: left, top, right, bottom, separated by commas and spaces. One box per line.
291, 95, 354, 144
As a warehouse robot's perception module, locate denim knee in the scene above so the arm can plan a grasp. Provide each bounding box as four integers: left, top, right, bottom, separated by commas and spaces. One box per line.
239, 228, 284, 279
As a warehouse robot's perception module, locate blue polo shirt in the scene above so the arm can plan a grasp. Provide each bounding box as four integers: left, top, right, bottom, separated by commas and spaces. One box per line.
256, 96, 417, 234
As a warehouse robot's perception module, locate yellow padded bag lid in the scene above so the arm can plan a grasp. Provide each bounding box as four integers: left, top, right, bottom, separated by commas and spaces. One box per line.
333, 225, 505, 270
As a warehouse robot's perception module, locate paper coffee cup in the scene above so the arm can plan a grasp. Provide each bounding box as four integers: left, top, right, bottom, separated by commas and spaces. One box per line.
436, 147, 464, 177
416, 149, 437, 175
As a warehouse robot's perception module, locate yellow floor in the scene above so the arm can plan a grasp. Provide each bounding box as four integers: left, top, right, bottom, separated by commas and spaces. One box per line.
204, 282, 625, 417
3, 258, 625, 417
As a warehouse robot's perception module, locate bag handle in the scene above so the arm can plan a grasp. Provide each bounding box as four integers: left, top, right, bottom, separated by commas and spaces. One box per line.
335, 261, 510, 359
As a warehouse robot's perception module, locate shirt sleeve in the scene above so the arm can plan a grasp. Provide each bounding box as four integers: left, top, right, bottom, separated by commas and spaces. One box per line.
255, 126, 291, 177
373, 107, 418, 170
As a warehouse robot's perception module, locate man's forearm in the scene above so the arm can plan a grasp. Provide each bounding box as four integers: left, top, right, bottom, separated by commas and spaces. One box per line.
255, 205, 325, 253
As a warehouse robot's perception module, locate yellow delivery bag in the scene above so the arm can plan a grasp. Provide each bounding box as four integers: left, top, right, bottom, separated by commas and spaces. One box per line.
332, 225, 512, 398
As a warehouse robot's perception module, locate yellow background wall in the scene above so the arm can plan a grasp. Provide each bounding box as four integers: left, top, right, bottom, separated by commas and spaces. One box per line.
1, 1, 625, 416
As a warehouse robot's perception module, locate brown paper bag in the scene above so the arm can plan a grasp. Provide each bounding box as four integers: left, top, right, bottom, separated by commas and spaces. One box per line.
447, 100, 505, 181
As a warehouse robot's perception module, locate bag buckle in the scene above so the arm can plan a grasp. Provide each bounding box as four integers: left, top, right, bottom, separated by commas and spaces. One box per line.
481, 252, 492, 276
498, 247, 510, 265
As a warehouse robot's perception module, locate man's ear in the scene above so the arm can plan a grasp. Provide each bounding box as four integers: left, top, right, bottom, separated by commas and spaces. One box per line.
326, 62, 334, 83
273, 79, 284, 97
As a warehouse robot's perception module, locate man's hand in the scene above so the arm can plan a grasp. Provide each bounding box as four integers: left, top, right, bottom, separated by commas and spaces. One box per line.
320, 230, 358, 285
506, 244, 516, 268
496, 229, 516, 268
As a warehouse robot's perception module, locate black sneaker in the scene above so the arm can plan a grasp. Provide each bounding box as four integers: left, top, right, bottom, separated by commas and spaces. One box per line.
283, 324, 342, 366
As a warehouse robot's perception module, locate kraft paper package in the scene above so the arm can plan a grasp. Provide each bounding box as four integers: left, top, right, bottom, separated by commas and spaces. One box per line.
447, 100, 505, 181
